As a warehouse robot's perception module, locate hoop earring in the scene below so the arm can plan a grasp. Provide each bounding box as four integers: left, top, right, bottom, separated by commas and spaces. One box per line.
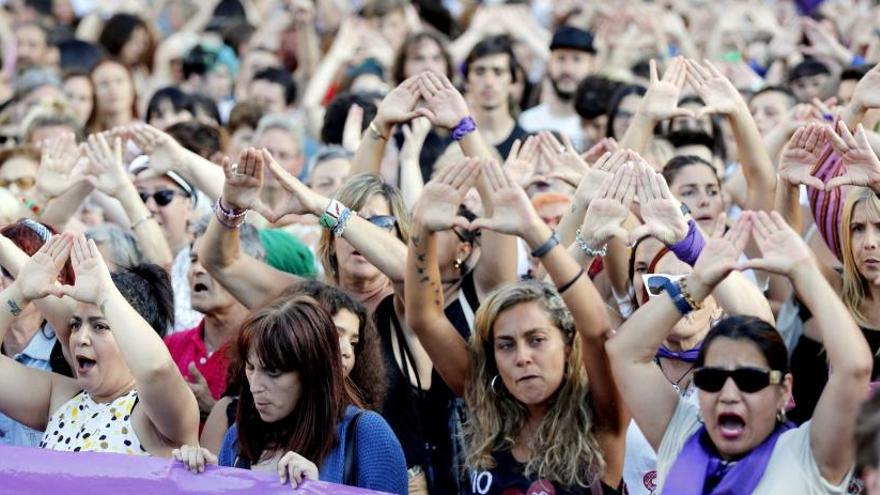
490, 375, 503, 394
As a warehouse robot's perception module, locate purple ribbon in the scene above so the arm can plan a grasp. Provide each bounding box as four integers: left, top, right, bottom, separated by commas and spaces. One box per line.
655, 345, 701, 363
0, 445, 389, 494
668, 219, 705, 267
662, 422, 792, 495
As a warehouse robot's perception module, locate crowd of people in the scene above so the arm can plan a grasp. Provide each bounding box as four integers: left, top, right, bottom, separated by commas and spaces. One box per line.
6, 0, 880, 494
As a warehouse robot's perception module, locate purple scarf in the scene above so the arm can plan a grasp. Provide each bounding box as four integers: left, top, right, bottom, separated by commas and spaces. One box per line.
656, 345, 701, 363
662, 422, 793, 495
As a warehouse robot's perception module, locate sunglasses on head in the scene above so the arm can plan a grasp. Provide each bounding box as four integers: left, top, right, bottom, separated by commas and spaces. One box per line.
641, 274, 686, 297
0, 176, 36, 190
367, 215, 397, 232
139, 189, 183, 207
693, 366, 783, 393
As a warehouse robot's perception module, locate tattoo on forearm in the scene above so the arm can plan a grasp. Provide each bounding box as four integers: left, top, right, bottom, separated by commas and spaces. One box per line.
6, 299, 21, 316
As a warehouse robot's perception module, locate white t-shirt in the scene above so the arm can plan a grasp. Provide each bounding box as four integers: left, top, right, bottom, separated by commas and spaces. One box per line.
654, 398, 853, 494
518, 104, 586, 152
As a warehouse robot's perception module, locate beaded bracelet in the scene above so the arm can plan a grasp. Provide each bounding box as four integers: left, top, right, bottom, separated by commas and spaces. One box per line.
575, 229, 607, 257
19, 196, 41, 215
678, 277, 703, 311
332, 208, 354, 237
213, 197, 247, 229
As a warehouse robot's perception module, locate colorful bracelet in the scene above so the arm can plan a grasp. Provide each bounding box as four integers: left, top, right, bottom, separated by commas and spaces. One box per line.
20, 196, 41, 215
332, 207, 354, 237
319, 199, 347, 231
213, 197, 247, 229
678, 277, 703, 311
452, 116, 476, 141
668, 219, 705, 267
662, 278, 694, 315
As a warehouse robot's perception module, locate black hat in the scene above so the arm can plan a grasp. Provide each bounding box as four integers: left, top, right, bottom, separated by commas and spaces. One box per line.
549, 26, 595, 54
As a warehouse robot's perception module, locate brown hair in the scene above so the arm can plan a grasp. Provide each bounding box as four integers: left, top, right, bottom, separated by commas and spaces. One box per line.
235, 296, 347, 465
86, 59, 139, 133
391, 31, 453, 84
227, 100, 265, 135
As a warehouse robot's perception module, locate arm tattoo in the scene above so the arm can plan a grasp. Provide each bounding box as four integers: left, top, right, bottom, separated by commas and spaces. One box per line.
6, 299, 21, 316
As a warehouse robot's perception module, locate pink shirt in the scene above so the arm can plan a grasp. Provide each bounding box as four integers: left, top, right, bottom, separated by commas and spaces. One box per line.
163, 320, 230, 400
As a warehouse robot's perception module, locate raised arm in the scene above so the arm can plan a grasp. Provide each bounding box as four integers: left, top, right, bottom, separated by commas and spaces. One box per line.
29, 133, 93, 229
201, 148, 299, 310
60, 235, 198, 447
686, 59, 776, 212
83, 133, 174, 270
619, 58, 692, 154
606, 215, 753, 450
739, 211, 872, 485
405, 158, 482, 396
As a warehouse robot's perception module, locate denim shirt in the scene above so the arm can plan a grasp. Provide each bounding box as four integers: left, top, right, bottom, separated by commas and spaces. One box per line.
0, 326, 56, 447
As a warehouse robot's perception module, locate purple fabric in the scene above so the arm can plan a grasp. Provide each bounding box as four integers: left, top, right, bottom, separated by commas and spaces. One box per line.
655, 345, 701, 363
0, 445, 390, 494
662, 422, 792, 495
452, 116, 477, 141
795, 0, 824, 15
668, 219, 705, 267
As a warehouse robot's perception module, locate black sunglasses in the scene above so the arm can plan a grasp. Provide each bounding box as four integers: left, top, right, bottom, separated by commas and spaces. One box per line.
367, 215, 397, 232
139, 190, 183, 207
693, 367, 783, 393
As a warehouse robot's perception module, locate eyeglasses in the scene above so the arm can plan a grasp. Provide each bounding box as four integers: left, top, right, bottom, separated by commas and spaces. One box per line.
693, 366, 783, 393
367, 215, 397, 232
641, 274, 686, 297
139, 190, 183, 207
0, 176, 36, 190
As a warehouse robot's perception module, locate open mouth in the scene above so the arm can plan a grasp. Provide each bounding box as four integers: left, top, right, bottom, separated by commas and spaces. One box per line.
192, 282, 209, 293
76, 355, 97, 374
717, 412, 746, 439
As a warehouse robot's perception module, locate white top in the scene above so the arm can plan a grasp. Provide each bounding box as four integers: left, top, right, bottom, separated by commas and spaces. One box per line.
518, 104, 587, 152
654, 398, 853, 494
40, 389, 146, 456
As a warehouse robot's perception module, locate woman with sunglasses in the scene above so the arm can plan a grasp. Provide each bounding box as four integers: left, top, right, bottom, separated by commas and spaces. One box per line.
607, 211, 870, 494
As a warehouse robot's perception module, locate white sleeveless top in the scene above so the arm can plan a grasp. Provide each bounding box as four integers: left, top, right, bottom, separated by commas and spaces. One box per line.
39, 389, 146, 455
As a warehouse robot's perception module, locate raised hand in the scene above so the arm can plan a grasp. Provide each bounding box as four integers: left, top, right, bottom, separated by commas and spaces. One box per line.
187, 362, 215, 419
504, 137, 539, 188
538, 131, 588, 187
15, 233, 72, 302
826, 121, 880, 190
685, 59, 744, 117
341, 103, 364, 152
639, 57, 693, 121
469, 160, 540, 237
778, 124, 827, 189
172, 444, 218, 474
221, 148, 265, 211
580, 163, 636, 249
130, 124, 185, 176
571, 148, 631, 209
851, 63, 880, 110
413, 158, 480, 232
36, 133, 81, 199
736, 211, 813, 277
581, 137, 619, 165
399, 117, 432, 165
374, 75, 428, 129
278, 451, 319, 488
261, 148, 324, 221
83, 133, 130, 197
692, 213, 751, 288
628, 166, 689, 245
57, 235, 115, 306
417, 71, 471, 130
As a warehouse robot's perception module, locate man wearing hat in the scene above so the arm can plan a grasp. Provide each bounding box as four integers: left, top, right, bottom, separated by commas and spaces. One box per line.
519, 26, 595, 151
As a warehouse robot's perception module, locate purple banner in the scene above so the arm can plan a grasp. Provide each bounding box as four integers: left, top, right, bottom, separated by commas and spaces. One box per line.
0, 445, 389, 494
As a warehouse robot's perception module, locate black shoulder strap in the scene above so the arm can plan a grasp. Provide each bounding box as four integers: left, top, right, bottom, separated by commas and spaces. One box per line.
343, 410, 365, 486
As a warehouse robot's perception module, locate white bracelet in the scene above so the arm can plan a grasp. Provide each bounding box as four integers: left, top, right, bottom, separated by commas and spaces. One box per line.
575, 229, 607, 257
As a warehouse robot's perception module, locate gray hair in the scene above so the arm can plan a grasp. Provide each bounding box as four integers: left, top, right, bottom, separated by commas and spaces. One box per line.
191, 214, 266, 262
15, 68, 61, 101
309, 144, 353, 172
254, 114, 305, 152
86, 224, 143, 269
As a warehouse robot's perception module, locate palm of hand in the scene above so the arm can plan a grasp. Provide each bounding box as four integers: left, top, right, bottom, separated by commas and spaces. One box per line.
641, 200, 687, 244
855, 72, 880, 108
426, 90, 467, 129
224, 175, 262, 210
584, 199, 628, 243
841, 149, 880, 186
145, 138, 181, 174
379, 88, 417, 124
18, 253, 58, 300
779, 148, 819, 181
37, 161, 73, 197
699, 79, 740, 114
486, 188, 533, 235
642, 82, 681, 120
575, 168, 611, 205
504, 158, 534, 188
416, 184, 462, 231
91, 162, 129, 196
753, 230, 810, 274
70, 259, 109, 305
693, 238, 739, 286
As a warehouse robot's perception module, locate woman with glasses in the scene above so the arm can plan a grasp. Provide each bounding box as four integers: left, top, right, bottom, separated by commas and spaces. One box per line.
607, 211, 870, 493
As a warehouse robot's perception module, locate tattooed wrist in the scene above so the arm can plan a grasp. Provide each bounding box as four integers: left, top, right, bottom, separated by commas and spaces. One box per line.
7, 298, 22, 316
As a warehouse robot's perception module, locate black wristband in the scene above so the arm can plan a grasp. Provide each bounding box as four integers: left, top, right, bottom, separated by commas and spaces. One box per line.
556, 267, 585, 295
531, 231, 560, 258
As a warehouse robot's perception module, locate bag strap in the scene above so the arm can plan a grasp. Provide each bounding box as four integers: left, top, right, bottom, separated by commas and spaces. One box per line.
343, 410, 365, 486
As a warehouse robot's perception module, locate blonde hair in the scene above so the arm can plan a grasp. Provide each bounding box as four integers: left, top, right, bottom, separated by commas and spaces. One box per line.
465, 280, 605, 488
841, 187, 880, 325
318, 173, 411, 285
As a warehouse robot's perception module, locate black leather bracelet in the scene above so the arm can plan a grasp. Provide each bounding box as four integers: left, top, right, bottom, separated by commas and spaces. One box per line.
530, 231, 560, 258
556, 267, 585, 295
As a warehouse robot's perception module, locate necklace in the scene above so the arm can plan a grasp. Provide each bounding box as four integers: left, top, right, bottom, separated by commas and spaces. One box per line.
658, 358, 695, 394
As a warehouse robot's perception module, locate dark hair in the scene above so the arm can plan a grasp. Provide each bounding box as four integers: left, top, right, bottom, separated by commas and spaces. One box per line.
183, 45, 216, 79
1, 221, 74, 285
463, 35, 519, 83
855, 390, 880, 476
667, 129, 717, 154
841, 65, 870, 83
321, 91, 380, 145
145, 87, 195, 125
787, 59, 831, 83
695, 315, 789, 374
359, 0, 406, 18
165, 120, 223, 159
606, 84, 646, 139
87, 59, 138, 132
281, 281, 387, 410
97, 14, 155, 68
252, 67, 298, 106
574, 75, 620, 120
235, 296, 346, 466
750, 85, 797, 106
392, 31, 453, 84
673, 95, 727, 162
662, 155, 721, 186
227, 100, 264, 135
110, 263, 174, 337
190, 93, 222, 126
57, 40, 105, 74
221, 22, 256, 56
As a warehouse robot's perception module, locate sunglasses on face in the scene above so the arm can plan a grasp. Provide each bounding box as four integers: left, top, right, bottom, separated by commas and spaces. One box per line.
641, 274, 686, 297
139, 189, 182, 207
693, 366, 783, 393
366, 215, 397, 232
0, 176, 36, 190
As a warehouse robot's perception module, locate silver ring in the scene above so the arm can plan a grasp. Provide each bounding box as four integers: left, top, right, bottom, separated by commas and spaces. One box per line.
559, 146, 566, 153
